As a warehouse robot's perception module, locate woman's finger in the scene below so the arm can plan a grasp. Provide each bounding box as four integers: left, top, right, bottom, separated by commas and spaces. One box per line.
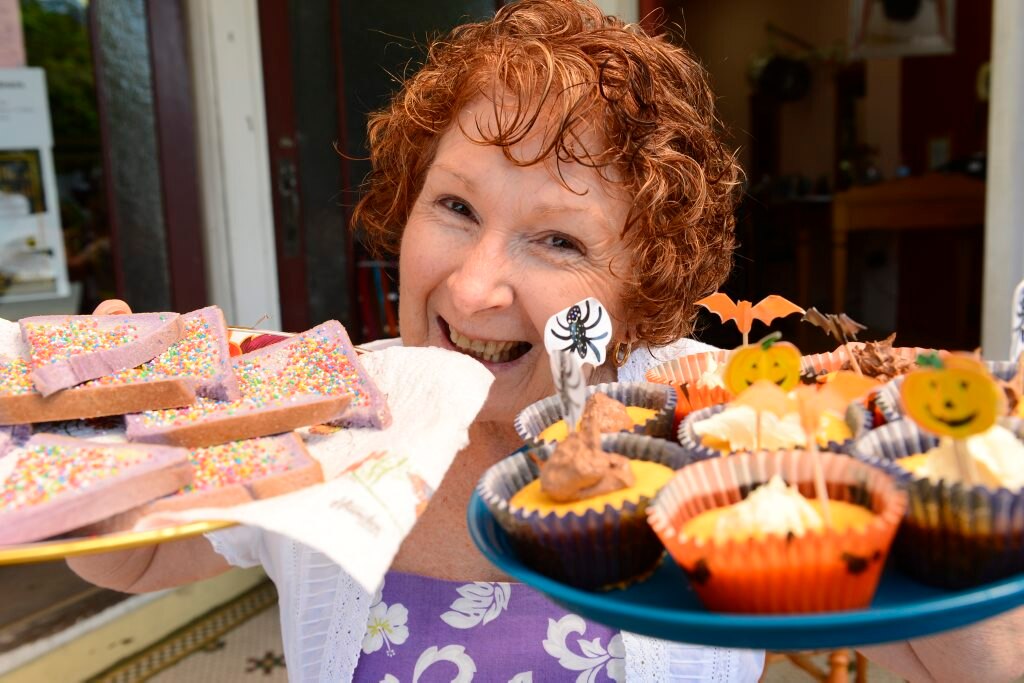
92, 299, 132, 316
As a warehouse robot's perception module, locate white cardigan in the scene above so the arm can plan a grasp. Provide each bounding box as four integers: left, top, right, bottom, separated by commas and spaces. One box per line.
208, 339, 765, 682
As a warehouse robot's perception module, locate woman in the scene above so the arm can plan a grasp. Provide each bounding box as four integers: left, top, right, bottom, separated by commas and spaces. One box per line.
70, 1, 1024, 681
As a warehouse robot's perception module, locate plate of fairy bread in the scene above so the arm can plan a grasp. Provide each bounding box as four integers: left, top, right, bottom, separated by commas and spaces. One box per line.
0, 304, 388, 564
469, 324, 1024, 650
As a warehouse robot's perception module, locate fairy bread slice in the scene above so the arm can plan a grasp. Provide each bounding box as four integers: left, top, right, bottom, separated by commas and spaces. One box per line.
0, 434, 192, 544
21, 312, 184, 395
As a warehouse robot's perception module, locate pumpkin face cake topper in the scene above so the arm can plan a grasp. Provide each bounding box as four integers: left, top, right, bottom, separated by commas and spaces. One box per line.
901, 353, 1005, 439
723, 332, 802, 395
696, 293, 804, 346
549, 350, 587, 434
544, 297, 613, 368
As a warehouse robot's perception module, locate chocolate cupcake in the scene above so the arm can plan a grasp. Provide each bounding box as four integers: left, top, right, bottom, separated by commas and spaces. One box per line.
514, 381, 676, 448
477, 432, 689, 590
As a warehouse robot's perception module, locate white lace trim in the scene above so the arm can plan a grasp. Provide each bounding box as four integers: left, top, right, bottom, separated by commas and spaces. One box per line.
311, 549, 373, 682
622, 631, 765, 682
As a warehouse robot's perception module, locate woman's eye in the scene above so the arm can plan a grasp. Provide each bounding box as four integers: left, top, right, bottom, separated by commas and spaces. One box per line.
544, 234, 583, 254
440, 197, 474, 219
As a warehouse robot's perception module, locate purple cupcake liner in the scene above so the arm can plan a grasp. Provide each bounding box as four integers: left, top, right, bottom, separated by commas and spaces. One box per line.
850, 418, 1024, 588
874, 376, 906, 425
477, 432, 689, 590
678, 404, 856, 463
514, 382, 677, 448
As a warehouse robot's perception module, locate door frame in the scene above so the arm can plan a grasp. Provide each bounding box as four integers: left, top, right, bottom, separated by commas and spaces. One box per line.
185, 0, 281, 328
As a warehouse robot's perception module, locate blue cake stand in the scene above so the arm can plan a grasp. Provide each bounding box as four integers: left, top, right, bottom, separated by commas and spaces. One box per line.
468, 491, 1024, 650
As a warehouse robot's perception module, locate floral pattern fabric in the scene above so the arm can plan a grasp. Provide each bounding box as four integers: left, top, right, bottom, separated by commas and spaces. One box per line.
353, 571, 624, 682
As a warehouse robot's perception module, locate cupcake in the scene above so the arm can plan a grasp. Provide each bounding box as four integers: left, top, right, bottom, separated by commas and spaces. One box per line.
648, 449, 906, 613
645, 350, 731, 422
678, 397, 865, 462
851, 418, 1024, 588
875, 359, 1019, 425
514, 381, 676, 447
477, 430, 688, 590
801, 335, 932, 382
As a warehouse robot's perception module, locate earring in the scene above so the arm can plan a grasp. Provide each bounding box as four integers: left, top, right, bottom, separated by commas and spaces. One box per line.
612, 341, 632, 368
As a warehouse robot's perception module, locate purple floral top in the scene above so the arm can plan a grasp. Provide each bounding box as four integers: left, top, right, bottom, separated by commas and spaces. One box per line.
353, 571, 624, 681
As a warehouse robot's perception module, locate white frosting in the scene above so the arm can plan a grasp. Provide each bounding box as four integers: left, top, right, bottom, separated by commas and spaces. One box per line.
693, 404, 806, 450
919, 425, 1024, 490
711, 475, 823, 539
696, 356, 727, 391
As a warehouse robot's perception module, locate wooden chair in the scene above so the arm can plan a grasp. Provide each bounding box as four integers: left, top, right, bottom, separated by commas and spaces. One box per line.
761, 649, 869, 682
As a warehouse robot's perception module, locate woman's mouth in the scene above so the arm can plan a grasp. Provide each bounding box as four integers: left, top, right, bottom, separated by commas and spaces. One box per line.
441, 319, 532, 364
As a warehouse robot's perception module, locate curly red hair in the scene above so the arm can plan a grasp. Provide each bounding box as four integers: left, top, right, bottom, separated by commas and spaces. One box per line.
351, 0, 740, 347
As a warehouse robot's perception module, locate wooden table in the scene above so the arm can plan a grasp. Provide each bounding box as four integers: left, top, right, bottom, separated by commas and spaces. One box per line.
831, 174, 985, 313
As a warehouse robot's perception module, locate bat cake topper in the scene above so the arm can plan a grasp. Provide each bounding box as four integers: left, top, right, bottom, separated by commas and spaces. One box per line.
696, 293, 805, 346
549, 350, 587, 434
544, 297, 613, 368
801, 307, 869, 374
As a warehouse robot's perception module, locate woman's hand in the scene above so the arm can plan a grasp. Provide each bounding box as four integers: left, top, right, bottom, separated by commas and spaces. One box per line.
92, 299, 132, 316
861, 607, 1024, 682
67, 536, 232, 593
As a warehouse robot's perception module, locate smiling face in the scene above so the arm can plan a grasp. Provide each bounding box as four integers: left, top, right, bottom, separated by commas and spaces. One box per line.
398, 100, 633, 423
901, 356, 1005, 438
723, 341, 802, 395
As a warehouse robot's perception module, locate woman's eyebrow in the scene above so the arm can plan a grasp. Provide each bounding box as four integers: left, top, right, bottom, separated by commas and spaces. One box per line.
531, 202, 615, 233
429, 164, 476, 191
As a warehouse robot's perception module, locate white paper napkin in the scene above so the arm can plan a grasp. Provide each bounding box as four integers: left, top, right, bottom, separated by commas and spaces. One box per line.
145, 345, 494, 592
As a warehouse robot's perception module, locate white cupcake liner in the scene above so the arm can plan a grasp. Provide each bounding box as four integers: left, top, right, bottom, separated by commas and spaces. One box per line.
477, 432, 689, 590
514, 381, 677, 448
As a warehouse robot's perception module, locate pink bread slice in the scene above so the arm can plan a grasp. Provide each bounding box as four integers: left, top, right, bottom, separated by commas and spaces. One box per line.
82, 433, 322, 536
92, 306, 240, 401
0, 356, 196, 425
0, 434, 192, 544
124, 320, 386, 447
21, 312, 184, 396
236, 320, 390, 429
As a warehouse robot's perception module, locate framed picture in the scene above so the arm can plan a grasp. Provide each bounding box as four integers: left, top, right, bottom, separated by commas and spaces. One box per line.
848, 0, 956, 60
0, 148, 46, 215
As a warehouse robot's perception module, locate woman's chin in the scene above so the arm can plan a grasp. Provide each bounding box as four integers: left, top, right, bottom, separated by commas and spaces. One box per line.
473, 380, 548, 427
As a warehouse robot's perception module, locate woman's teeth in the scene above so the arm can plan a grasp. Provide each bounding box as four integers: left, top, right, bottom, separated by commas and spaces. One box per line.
449, 327, 529, 363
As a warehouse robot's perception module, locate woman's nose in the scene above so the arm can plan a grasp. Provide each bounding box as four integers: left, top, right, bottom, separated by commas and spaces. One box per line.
446, 235, 514, 315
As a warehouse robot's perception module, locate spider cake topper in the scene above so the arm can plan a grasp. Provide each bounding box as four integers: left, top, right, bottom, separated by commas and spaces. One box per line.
549, 349, 587, 433
543, 297, 613, 368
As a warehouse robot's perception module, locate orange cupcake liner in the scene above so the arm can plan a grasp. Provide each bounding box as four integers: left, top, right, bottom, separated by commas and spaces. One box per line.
648, 449, 907, 614
800, 344, 933, 379
645, 350, 732, 426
